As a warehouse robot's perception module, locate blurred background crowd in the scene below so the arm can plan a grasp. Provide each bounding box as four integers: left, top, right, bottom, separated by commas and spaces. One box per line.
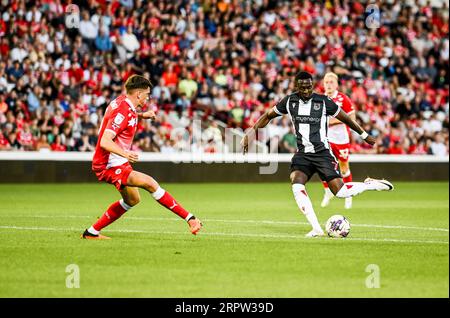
0, 0, 448, 155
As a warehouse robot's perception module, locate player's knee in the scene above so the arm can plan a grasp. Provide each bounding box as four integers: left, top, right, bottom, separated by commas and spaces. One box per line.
125, 196, 140, 207
290, 173, 299, 184
328, 178, 344, 195
144, 178, 159, 193
340, 162, 350, 174
290, 173, 305, 185
291, 177, 302, 185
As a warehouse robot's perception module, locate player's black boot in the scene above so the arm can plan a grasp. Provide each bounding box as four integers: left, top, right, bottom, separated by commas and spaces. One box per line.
81, 229, 111, 240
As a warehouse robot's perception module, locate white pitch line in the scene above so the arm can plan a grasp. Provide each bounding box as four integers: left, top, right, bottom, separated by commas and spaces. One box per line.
3, 215, 449, 233
0, 225, 448, 245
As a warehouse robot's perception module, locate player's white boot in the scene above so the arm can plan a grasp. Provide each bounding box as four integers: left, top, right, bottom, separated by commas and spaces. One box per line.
321, 188, 334, 207
344, 197, 352, 209
364, 178, 394, 191
305, 229, 325, 238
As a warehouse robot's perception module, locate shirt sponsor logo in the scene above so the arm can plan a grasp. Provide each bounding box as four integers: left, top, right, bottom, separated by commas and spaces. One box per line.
296, 116, 321, 123
114, 113, 125, 125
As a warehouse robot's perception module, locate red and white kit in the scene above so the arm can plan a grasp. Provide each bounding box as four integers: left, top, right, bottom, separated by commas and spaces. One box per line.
92, 95, 138, 190
327, 91, 355, 162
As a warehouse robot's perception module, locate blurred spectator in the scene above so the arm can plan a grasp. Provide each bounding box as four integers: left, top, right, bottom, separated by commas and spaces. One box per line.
35, 134, 51, 152
51, 135, 66, 152
430, 133, 448, 156
79, 10, 98, 46
0, 131, 11, 150
95, 29, 113, 52
178, 71, 198, 100
280, 127, 298, 154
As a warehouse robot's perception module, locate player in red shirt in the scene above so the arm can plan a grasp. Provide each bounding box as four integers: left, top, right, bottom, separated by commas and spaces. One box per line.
82, 75, 202, 239
320, 72, 356, 209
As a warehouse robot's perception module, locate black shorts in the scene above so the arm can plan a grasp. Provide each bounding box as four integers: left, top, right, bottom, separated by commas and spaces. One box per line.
290, 150, 342, 182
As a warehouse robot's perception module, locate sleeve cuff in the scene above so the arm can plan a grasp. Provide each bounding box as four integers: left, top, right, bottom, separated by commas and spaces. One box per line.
272, 106, 284, 116
331, 107, 341, 118
104, 129, 117, 138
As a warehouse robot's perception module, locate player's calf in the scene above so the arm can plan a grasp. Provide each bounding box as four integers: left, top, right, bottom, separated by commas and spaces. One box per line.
127, 171, 202, 235
83, 199, 132, 238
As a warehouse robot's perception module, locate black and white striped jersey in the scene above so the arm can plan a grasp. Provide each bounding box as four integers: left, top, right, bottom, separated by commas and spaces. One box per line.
273, 92, 341, 153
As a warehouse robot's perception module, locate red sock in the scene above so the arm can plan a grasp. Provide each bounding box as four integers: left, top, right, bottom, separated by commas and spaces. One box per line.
323, 181, 329, 188
92, 200, 130, 232
152, 187, 191, 220
343, 172, 353, 184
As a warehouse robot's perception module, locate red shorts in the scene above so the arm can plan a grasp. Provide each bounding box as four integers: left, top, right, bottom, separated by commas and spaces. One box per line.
330, 143, 351, 163
94, 162, 133, 191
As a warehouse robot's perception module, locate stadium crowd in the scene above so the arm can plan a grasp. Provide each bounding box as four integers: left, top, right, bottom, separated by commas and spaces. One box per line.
0, 0, 448, 155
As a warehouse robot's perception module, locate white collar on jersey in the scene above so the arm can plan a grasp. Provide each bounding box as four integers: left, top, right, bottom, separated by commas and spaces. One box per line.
330, 90, 339, 99
125, 97, 136, 112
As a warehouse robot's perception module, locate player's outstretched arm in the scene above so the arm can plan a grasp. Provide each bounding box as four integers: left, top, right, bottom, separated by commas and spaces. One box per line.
241, 108, 280, 154
335, 109, 376, 146
100, 130, 139, 163
137, 110, 156, 120
329, 112, 356, 126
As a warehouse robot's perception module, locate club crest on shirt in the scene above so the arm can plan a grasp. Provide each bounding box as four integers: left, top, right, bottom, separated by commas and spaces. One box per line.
313, 102, 321, 110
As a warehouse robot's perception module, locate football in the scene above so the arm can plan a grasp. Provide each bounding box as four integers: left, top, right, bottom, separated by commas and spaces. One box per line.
325, 215, 351, 238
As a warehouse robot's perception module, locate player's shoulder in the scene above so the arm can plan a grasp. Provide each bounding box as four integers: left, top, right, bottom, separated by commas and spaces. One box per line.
337, 91, 351, 100
311, 92, 331, 102
283, 92, 299, 101
337, 91, 354, 109
275, 92, 297, 106
110, 95, 133, 112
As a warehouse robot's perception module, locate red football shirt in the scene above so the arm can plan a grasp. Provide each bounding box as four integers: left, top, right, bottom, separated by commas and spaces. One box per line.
92, 95, 138, 171
327, 91, 355, 145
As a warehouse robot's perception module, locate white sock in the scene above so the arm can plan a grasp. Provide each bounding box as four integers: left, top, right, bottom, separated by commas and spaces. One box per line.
151, 186, 165, 200
335, 182, 375, 198
119, 199, 132, 211
88, 226, 99, 235
292, 184, 323, 232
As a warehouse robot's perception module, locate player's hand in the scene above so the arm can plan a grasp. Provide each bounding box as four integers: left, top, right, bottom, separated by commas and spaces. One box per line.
125, 151, 139, 163
140, 110, 156, 120
241, 134, 249, 154
364, 135, 376, 146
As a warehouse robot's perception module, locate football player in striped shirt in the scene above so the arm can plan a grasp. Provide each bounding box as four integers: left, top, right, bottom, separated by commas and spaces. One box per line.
241, 72, 393, 237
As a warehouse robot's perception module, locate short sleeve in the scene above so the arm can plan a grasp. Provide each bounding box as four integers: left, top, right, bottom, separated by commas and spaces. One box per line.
324, 96, 341, 117
342, 94, 355, 114
272, 96, 289, 116
104, 102, 129, 137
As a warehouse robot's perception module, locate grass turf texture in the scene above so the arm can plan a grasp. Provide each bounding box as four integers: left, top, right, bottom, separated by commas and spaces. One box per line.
0, 182, 448, 298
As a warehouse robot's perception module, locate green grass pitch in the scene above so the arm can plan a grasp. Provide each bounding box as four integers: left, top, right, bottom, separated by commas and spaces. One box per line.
0, 182, 448, 297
